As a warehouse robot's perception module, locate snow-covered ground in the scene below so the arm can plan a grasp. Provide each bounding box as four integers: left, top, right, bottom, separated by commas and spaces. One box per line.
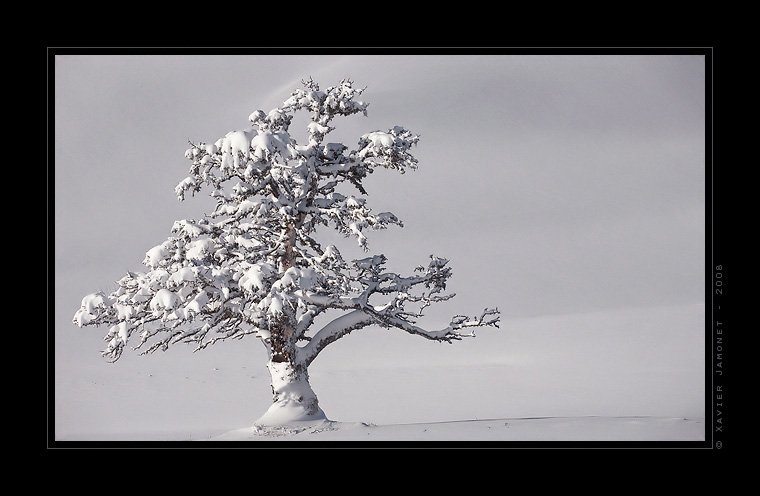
54, 302, 706, 443
212, 416, 704, 442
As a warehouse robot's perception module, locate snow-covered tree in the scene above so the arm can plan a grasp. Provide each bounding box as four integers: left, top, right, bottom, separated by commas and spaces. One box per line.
73, 78, 500, 426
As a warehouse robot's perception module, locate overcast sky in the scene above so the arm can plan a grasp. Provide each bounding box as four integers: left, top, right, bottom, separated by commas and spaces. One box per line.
55, 53, 705, 317
53, 53, 707, 436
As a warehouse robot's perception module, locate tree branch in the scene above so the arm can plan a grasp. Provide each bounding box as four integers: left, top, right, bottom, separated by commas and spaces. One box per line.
298, 309, 378, 367
374, 307, 500, 342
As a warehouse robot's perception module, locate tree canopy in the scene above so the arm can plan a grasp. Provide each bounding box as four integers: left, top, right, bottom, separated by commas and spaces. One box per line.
74, 78, 500, 369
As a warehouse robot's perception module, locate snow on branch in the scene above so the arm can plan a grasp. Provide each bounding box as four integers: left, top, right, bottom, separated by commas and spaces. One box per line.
295, 254, 500, 366
355, 126, 420, 173
447, 308, 501, 336
75, 78, 501, 368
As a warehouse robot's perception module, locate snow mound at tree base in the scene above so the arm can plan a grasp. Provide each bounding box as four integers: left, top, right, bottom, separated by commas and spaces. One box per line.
211, 416, 705, 442
252, 400, 327, 427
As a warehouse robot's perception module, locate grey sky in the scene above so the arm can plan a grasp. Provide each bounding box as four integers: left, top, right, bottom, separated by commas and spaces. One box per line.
55, 54, 705, 318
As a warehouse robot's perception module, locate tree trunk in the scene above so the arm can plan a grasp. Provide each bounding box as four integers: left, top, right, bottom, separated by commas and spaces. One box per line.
255, 214, 327, 426
255, 312, 326, 426
254, 359, 326, 426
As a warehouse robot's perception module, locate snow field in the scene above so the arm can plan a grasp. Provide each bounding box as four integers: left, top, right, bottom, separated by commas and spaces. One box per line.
56, 303, 705, 442
212, 416, 705, 442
